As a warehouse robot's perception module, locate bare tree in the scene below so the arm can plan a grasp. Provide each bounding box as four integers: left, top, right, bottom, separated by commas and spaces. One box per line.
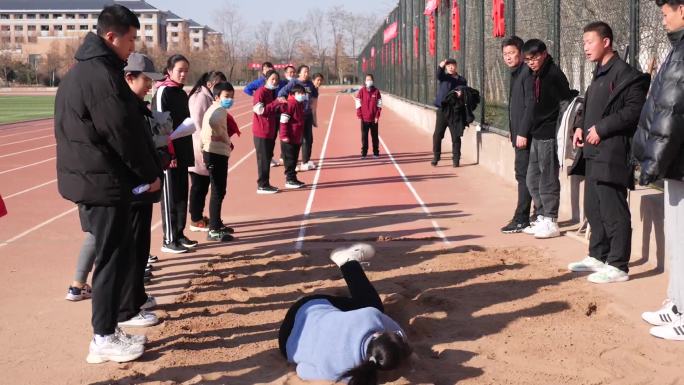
214, 1, 249, 81
305, 9, 328, 74
343, 12, 367, 58
273, 20, 304, 62
328, 6, 347, 82
253, 21, 273, 59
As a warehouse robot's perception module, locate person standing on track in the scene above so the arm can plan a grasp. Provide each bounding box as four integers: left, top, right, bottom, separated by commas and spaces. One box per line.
244, 61, 275, 97
55, 4, 160, 363
432, 58, 468, 168
152, 54, 198, 254
278, 65, 319, 172
279, 84, 307, 190
355, 74, 383, 159
253, 70, 286, 194
187, 70, 227, 233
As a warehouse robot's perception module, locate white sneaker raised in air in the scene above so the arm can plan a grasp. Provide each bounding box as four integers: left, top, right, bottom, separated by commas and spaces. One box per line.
118, 310, 159, 328
642, 299, 680, 326
523, 216, 543, 235
86, 334, 144, 364
587, 265, 629, 284
330, 243, 375, 267
534, 217, 561, 239
649, 314, 684, 341
568, 256, 605, 272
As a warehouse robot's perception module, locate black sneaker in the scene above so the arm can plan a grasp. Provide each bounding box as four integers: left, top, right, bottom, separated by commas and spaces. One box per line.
257, 185, 279, 195
430, 159, 438, 167
148, 254, 158, 263
207, 229, 234, 242
453, 160, 460, 168
178, 235, 198, 248
219, 223, 235, 234
285, 179, 306, 189
144, 270, 153, 278
161, 242, 189, 254
501, 220, 530, 234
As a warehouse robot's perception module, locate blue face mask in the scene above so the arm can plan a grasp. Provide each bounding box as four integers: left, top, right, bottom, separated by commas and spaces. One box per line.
265, 83, 277, 90
294, 94, 305, 103
220, 98, 234, 109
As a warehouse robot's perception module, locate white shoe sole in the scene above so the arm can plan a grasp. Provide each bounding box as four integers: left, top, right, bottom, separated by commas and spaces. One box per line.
160, 246, 188, 254
189, 225, 210, 232
65, 293, 84, 301
180, 242, 198, 249
534, 232, 561, 239
86, 350, 143, 364
587, 275, 629, 284
285, 184, 305, 189
118, 319, 158, 328
256, 189, 279, 195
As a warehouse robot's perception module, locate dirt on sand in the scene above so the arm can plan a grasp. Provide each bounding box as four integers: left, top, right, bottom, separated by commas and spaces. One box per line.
91, 244, 684, 385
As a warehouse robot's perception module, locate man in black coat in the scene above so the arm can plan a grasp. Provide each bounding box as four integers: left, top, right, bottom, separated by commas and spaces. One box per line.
500, 36, 537, 234
567, 22, 650, 284
54, 5, 160, 363
520, 39, 573, 239
432, 58, 468, 167
634, 0, 684, 342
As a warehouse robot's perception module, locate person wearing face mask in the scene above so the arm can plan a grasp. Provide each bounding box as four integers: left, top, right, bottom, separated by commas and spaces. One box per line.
279, 84, 308, 189
187, 71, 229, 233
268, 65, 298, 168
634, 0, 684, 341
54, 4, 161, 363
200, 81, 236, 242
355, 74, 383, 159
253, 70, 287, 194
278, 243, 411, 384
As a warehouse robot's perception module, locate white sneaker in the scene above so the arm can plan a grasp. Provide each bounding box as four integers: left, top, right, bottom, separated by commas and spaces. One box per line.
270, 158, 279, 167
115, 326, 146, 345
330, 243, 375, 267
299, 162, 310, 171
306, 161, 317, 170
140, 295, 157, 310
534, 218, 561, 239
523, 216, 543, 235
587, 265, 629, 284
568, 256, 605, 272
118, 310, 159, 328
649, 314, 684, 341
642, 299, 680, 326
86, 334, 144, 364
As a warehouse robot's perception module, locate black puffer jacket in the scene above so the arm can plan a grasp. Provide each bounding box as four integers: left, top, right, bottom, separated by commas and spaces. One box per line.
633, 29, 684, 181
54, 33, 159, 205
571, 57, 650, 188
152, 84, 194, 168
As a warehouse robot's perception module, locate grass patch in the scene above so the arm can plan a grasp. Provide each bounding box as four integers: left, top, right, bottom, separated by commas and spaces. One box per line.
0, 95, 55, 124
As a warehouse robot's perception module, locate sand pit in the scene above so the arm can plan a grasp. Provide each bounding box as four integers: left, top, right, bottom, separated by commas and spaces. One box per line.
87, 243, 683, 385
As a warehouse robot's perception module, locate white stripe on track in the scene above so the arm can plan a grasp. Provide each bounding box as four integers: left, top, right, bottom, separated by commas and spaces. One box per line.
379, 136, 451, 245
0, 134, 53, 147
294, 96, 339, 251
4, 179, 56, 199
0, 207, 78, 248
0, 144, 55, 158
0, 157, 55, 175
0, 127, 52, 139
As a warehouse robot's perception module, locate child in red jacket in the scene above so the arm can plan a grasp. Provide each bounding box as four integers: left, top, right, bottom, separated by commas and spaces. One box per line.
355, 74, 383, 158
280, 84, 307, 189
252, 70, 285, 194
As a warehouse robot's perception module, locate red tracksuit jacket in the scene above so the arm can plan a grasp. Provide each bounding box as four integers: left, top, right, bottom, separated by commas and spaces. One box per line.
279, 96, 305, 145
252, 86, 282, 139
355, 86, 383, 123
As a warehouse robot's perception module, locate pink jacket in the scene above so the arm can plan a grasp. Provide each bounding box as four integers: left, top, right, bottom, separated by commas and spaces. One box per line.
188, 86, 213, 176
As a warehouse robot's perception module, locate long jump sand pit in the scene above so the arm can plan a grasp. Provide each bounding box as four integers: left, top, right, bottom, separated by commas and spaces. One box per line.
91, 243, 683, 385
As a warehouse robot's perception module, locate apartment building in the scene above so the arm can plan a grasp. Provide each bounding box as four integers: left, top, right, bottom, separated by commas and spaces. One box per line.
0, 0, 222, 61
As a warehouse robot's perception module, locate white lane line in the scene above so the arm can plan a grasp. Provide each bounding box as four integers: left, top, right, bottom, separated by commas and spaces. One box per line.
0, 207, 78, 248
0, 144, 55, 158
0, 157, 55, 175
0, 127, 52, 139
3, 179, 57, 199
379, 136, 451, 245
295, 96, 339, 251
0, 134, 53, 147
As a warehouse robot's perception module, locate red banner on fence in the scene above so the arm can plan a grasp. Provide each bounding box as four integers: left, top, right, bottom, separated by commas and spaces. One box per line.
492, 0, 506, 37
248, 63, 293, 70
383, 21, 398, 44
452, 0, 461, 51
414, 27, 419, 58
428, 15, 436, 57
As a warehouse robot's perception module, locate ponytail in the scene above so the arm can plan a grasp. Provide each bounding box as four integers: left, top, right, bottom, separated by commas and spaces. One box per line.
337, 332, 411, 385
189, 70, 227, 97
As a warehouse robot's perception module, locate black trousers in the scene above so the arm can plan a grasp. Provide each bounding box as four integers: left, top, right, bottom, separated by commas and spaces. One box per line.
585, 177, 632, 273
254, 137, 275, 188
281, 141, 301, 181
79, 203, 134, 336
160, 165, 189, 244
118, 203, 152, 322
189, 172, 210, 223
361, 121, 379, 156
513, 147, 535, 222
433, 108, 462, 163
278, 261, 383, 358
203, 151, 229, 230
300, 114, 314, 163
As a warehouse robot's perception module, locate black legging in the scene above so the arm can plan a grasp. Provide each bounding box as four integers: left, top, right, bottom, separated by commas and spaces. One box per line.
278, 261, 383, 358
